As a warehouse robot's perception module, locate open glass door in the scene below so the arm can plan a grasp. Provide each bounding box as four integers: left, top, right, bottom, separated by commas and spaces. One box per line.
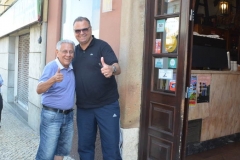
139, 0, 192, 159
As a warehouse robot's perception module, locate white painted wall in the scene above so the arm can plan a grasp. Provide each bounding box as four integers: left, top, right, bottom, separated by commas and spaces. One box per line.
28, 24, 43, 131
61, 0, 101, 44
0, 36, 15, 103
0, 23, 43, 132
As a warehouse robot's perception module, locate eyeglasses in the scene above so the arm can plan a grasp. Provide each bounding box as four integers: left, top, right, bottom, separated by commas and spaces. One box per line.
60, 50, 74, 54
74, 27, 91, 34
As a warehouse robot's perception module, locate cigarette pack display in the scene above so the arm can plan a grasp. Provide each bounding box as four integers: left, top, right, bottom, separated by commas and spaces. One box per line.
155, 39, 161, 53
169, 80, 176, 91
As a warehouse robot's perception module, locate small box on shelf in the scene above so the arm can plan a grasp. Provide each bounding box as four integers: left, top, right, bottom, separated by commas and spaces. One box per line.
155, 39, 161, 54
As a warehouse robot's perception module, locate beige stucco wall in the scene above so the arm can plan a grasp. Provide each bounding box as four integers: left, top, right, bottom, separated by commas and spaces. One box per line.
100, 0, 145, 158
46, 0, 62, 63
118, 0, 145, 129
99, 0, 121, 58
119, 0, 145, 159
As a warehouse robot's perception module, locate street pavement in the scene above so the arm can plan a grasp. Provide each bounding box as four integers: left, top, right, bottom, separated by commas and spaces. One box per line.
0, 105, 75, 160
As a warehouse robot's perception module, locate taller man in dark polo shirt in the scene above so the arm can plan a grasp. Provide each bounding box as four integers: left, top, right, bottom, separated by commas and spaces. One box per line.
36, 40, 75, 160
72, 16, 122, 160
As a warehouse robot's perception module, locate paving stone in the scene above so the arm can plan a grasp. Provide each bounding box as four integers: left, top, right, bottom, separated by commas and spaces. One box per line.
0, 106, 75, 160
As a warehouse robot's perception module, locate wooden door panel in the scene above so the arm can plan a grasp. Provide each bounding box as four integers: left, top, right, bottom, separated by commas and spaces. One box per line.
149, 102, 175, 135
151, 93, 176, 105
148, 135, 172, 160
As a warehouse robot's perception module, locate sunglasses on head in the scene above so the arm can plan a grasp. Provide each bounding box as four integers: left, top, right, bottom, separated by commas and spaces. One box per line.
74, 27, 91, 34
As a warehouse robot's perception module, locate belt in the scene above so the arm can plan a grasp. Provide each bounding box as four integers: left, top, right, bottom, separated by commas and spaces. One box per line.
43, 105, 73, 115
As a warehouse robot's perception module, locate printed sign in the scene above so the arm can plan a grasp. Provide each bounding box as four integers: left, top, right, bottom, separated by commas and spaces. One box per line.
155, 58, 163, 68
156, 19, 165, 32
189, 75, 197, 107
168, 58, 177, 68
158, 69, 173, 80
197, 74, 211, 103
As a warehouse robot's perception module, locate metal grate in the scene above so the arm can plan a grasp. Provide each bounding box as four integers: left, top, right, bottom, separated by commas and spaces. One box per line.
187, 119, 202, 144
17, 34, 30, 109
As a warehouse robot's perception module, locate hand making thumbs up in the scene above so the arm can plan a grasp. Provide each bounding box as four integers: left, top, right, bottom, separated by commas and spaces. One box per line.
100, 57, 112, 78
54, 68, 63, 82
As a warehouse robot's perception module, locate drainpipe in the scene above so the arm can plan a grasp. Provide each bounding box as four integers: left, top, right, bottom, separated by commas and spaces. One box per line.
40, 22, 47, 72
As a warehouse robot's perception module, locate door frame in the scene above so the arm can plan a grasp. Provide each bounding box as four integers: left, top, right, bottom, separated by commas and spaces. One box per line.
180, 0, 196, 159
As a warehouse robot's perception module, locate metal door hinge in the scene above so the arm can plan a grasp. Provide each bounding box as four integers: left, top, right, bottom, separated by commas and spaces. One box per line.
185, 87, 193, 98
190, 9, 194, 21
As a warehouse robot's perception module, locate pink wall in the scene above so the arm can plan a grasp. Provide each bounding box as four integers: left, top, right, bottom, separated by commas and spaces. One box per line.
46, 0, 62, 63
99, 0, 122, 58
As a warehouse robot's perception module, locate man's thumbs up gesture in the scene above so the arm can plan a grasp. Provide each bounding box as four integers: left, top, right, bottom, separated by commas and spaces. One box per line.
54, 68, 63, 82
36, 68, 64, 94
100, 57, 113, 78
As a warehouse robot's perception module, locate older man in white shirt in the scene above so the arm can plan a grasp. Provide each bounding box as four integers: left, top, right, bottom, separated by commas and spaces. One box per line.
0, 74, 3, 128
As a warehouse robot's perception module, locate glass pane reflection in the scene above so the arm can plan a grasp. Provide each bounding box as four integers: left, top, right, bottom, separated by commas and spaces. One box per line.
157, 0, 180, 15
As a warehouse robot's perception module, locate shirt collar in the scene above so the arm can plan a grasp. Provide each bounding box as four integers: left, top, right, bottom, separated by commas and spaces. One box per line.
55, 58, 73, 70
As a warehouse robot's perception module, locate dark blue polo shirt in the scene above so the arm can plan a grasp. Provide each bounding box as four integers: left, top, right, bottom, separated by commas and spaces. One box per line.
72, 36, 119, 108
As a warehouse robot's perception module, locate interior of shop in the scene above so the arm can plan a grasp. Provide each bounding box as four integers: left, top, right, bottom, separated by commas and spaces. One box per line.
192, 0, 239, 71
186, 0, 240, 159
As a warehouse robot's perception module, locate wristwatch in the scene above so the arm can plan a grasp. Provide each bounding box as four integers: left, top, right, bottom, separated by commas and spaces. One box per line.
112, 65, 116, 74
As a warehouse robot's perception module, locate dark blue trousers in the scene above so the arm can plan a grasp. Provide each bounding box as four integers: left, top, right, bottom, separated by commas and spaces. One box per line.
77, 101, 122, 160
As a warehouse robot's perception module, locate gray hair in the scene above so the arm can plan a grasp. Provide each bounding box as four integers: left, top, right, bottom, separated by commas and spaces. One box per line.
73, 16, 91, 26
56, 40, 75, 51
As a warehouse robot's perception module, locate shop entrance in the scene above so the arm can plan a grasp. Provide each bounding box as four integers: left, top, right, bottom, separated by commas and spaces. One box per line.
139, 0, 240, 159
186, 0, 240, 158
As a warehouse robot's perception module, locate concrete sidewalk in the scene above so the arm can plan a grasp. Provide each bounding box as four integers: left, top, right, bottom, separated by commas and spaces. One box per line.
0, 105, 75, 160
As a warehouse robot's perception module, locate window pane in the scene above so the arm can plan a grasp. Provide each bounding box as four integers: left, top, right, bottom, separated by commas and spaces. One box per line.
153, 57, 177, 92
154, 17, 179, 54
156, 0, 180, 15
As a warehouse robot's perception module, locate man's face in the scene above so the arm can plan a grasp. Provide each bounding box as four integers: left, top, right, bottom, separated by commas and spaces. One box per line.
73, 20, 92, 45
56, 43, 74, 68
